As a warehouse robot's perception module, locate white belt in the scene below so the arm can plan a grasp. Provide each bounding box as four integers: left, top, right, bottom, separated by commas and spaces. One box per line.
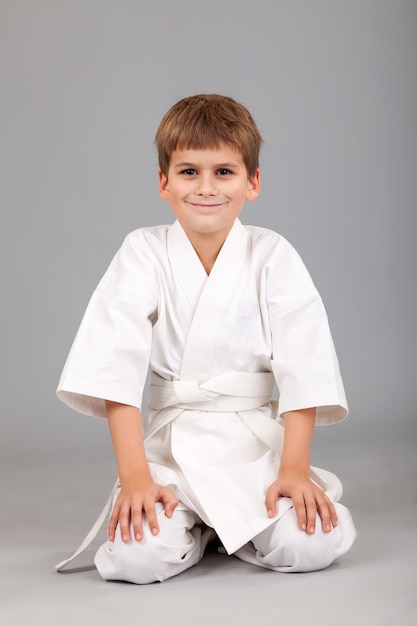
149, 370, 275, 410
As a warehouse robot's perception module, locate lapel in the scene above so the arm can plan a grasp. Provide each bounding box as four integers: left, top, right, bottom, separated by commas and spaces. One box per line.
167, 220, 207, 311
168, 219, 248, 381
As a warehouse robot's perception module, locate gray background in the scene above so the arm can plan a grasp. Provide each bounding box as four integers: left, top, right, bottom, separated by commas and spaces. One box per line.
1, 1, 416, 625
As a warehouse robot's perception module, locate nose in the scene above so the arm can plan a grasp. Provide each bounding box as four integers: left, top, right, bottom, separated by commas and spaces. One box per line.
195, 173, 217, 196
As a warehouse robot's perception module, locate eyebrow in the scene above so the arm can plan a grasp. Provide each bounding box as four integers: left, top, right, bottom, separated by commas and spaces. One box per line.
173, 161, 240, 169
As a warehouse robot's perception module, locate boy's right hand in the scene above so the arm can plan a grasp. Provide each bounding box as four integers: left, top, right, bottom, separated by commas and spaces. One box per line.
108, 477, 179, 543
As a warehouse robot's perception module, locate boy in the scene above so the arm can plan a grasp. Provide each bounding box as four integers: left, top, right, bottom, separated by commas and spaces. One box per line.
56, 94, 356, 583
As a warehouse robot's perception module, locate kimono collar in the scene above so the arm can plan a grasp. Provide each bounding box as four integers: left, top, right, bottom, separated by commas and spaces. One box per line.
168, 218, 248, 381
167, 218, 247, 311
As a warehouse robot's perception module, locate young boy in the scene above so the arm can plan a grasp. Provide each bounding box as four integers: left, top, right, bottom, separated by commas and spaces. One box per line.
56, 94, 356, 583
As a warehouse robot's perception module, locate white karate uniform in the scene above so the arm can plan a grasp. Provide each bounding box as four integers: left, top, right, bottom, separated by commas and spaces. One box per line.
57, 219, 356, 582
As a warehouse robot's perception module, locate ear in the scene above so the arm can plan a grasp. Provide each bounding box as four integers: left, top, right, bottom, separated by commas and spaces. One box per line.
246, 169, 261, 201
158, 170, 170, 201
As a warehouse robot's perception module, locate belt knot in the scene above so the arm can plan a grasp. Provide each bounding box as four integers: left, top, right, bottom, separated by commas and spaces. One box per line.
172, 380, 217, 404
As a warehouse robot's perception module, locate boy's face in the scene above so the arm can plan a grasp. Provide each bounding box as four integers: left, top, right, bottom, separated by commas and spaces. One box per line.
159, 144, 260, 243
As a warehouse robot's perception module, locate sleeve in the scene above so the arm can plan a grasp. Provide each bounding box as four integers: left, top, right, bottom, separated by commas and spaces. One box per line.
266, 237, 348, 425
56, 233, 159, 418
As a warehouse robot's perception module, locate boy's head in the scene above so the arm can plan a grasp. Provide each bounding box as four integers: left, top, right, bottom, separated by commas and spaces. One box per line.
155, 94, 263, 178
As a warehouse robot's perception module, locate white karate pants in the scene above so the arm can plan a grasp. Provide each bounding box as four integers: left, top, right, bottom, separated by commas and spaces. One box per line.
94, 497, 356, 584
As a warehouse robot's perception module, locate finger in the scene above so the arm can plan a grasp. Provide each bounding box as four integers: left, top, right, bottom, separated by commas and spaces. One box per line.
265, 486, 279, 518
143, 499, 159, 536
108, 500, 122, 542
317, 506, 332, 533
160, 488, 179, 518
291, 492, 308, 532
316, 494, 337, 532
119, 504, 132, 543
304, 493, 318, 534
329, 499, 338, 527
130, 504, 144, 542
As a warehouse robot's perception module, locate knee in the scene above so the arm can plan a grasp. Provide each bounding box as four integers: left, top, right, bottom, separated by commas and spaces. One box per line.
95, 531, 183, 584
94, 507, 203, 584
254, 503, 356, 573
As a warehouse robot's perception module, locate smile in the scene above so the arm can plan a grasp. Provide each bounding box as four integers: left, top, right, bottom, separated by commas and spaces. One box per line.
188, 202, 225, 209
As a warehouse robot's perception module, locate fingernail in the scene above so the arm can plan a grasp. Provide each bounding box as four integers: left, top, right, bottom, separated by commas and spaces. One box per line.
135, 533, 142, 541
122, 534, 129, 542
267, 509, 272, 517
152, 527, 158, 536
302, 523, 306, 531
326, 524, 331, 532
309, 526, 315, 534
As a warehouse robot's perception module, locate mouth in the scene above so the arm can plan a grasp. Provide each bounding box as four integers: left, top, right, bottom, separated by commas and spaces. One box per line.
188, 202, 225, 210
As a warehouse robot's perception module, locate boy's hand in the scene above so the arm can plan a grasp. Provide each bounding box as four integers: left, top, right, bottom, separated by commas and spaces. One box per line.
108, 477, 179, 543
265, 468, 338, 534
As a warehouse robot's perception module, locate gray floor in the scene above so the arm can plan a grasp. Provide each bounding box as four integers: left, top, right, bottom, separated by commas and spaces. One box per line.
2, 425, 416, 626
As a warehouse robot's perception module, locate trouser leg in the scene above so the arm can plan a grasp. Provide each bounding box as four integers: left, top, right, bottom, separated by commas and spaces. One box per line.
234, 498, 356, 573
94, 501, 213, 584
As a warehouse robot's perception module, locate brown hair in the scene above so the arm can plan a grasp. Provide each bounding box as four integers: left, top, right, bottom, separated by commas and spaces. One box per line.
155, 94, 263, 177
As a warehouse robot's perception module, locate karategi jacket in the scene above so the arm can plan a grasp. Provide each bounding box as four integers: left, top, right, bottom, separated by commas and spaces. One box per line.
57, 218, 348, 555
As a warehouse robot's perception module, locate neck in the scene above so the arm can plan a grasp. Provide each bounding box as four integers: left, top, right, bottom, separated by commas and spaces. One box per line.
181, 224, 234, 275
194, 240, 223, 275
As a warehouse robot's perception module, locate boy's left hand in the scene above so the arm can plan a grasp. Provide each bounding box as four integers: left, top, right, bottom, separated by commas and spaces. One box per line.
265, 469, 338, 534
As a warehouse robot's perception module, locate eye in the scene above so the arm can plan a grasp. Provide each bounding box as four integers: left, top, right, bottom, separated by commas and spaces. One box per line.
217, 168, 232, 176
181, 168, 196, 176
